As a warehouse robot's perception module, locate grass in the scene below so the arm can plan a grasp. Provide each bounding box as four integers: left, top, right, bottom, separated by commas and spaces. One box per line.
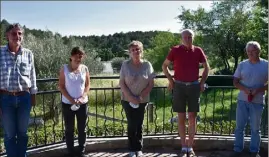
0, 76, 268, 152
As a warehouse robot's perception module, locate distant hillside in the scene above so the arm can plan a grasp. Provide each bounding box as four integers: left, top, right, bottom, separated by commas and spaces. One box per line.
1, 19, 178, 60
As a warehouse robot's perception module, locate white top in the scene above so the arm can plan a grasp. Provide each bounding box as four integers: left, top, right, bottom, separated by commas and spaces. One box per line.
62, 64, 89, 104
233, 58, 268, 104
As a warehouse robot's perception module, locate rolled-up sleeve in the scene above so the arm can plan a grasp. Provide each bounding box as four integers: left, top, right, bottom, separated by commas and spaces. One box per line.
30, 52, 38, 94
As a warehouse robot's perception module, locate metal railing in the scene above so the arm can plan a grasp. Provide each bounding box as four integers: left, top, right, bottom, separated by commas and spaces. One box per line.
0, 75, 267, 154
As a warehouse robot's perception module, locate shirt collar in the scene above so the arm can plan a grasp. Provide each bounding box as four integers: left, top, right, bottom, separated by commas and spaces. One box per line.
181, 44, 194, 51
6, 44, 22, 54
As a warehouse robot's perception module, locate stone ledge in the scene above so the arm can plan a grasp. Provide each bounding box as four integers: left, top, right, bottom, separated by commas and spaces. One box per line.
2, 135, 266, 157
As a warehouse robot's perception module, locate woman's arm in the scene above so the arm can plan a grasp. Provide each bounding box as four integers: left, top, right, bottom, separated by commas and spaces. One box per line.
140, 62, 155, 99
140, 79, 154, 99
83, 66, 90, 97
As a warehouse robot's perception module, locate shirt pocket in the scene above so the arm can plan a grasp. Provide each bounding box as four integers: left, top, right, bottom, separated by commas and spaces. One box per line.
20, 62, 31, 76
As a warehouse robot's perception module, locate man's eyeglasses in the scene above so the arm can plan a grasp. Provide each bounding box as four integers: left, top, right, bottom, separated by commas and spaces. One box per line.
11, 32, 22, 36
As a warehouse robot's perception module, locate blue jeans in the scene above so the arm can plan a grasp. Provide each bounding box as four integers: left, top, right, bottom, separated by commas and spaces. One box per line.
234, 100, 264, 153
0, 93, 32, 157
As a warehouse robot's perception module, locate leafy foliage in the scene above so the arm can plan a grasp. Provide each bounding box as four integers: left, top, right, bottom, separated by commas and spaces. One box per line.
111, 57, 126, 73
22, 33, 104, 78
144, 32, 180, 72
176, 0, 268, 74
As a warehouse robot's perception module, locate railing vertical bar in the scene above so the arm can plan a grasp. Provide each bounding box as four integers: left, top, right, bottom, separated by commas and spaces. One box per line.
229, 89, 233, 135
154, 88, 158, 135
51, 93, 56, 143
212, 88, 216, 135
220, 89, 225, 135
103, 89, 107, 137
163, 88, 166, 135
95, 90, 98, 137
42, 93, 47, 145
203, 90, 208, 134
112, 88, 115, 136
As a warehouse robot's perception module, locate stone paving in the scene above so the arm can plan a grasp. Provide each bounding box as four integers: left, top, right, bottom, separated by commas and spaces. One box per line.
79, 148, 267, 157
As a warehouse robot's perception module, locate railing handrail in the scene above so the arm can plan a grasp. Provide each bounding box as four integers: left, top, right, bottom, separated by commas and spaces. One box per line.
36, 75, 234, 83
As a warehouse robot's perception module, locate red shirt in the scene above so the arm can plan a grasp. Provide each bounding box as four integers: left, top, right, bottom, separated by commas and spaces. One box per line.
166, 44, 206, 82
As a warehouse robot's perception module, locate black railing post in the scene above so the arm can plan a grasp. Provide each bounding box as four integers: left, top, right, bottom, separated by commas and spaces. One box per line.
148, 102, 154, 123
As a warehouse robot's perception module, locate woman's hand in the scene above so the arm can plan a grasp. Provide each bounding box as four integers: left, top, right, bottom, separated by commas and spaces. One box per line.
70, 98, 78, 105
129, 96, 140, 105
77, 96, 87, 105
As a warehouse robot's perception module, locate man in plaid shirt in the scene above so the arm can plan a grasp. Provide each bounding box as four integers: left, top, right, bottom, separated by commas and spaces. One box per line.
0, 23, 37, 157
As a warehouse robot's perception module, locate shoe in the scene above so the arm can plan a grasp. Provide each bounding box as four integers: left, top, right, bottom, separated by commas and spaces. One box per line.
67, 153, 75, 157
179, 150, 188, 157
229, 151, 241, 157
136, 151, 143, 157
129, 152, 136, 157
77, 152, 87, 157
188, 150, 195, 157
250, 152, 260, 157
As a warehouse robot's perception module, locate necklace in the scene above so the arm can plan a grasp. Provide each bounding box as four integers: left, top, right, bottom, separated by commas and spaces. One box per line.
69, 64, 80, 73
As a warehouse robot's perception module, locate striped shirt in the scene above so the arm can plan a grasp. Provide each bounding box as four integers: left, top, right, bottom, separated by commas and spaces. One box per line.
0, 45, 38, 94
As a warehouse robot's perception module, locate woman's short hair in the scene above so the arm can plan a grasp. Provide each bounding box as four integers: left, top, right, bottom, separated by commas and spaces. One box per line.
245, 41, 261, 52
128, 40, 143, 51
69, 46, 85, 61
71, 46, 85, 56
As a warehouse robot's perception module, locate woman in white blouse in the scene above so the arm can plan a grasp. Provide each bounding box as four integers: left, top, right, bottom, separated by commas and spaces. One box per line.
58, 47, 90, 157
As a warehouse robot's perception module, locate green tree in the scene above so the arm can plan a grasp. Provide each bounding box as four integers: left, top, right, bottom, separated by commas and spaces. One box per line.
144, 31, 179, 72
177, 0, 267, 74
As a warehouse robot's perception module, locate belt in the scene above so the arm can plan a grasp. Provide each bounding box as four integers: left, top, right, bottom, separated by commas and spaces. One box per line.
0, 90, 29, 96
175, 80, 199, 86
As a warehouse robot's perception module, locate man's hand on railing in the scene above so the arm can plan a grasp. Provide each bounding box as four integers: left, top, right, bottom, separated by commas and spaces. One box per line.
168, 80, 174, 91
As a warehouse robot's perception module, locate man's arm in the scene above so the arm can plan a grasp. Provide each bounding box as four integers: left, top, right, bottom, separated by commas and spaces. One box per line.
233, 77, 251, 95
30, 52, 38, 106
252, 82, 268, 95
200, 61, 210, 84
162, 59, 173, 82
162, 59, 174, 90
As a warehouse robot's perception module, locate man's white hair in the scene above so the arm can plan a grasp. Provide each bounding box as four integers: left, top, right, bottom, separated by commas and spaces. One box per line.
245, 41, 261, 52
180, 29, 195, 37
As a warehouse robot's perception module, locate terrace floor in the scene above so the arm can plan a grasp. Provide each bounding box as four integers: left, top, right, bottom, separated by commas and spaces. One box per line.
56, 148, 267, 157
3, 136, 267, 157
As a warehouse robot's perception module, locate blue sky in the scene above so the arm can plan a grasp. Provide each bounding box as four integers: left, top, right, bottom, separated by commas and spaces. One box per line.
1, 1, 213, 36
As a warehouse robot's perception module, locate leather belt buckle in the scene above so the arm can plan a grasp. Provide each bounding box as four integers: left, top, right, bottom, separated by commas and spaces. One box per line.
185, 82, 192, 86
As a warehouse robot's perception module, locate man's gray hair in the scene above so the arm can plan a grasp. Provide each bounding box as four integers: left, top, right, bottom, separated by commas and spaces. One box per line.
245, 41, 261, 52
5, 23, 24, 34
180, 29, 195, 37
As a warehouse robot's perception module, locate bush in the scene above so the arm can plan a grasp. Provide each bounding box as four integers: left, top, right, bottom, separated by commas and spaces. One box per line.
111, 57, 126, 73
23, 33, 104, 79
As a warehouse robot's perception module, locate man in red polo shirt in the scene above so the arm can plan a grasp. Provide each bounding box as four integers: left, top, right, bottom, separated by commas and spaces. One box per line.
162, 29, 210, 157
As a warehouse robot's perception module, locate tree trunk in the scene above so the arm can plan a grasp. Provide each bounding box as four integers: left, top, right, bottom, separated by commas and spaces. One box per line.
223, 58, 229, 71
233, 56, 239, 73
